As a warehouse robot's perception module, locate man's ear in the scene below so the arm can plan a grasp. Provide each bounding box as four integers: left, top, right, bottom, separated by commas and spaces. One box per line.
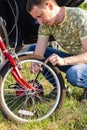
45, 1, 54, 10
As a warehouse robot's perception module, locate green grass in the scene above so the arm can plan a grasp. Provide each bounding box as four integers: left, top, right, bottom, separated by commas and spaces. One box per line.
0, 73, 87, 130
79, 2, 87, 10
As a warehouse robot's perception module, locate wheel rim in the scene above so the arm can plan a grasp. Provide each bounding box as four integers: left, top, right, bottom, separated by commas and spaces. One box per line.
1, 59, 61, 122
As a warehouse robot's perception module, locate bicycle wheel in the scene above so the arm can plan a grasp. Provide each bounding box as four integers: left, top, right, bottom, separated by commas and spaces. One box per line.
0, 17, 9, 63
0, 53, 65, 123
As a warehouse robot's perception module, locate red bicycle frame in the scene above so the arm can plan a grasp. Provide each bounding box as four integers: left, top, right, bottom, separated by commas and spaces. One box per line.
0, 36, 35, 90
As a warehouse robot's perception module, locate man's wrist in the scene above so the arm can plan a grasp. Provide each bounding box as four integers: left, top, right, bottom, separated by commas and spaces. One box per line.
63, 58, 69, 66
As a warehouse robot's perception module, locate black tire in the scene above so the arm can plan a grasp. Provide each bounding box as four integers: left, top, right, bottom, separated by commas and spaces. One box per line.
0, 53, 65, 123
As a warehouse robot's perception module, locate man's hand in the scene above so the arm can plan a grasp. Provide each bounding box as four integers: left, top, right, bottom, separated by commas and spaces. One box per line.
30, 62, 42, 73
44, 53, 64, 66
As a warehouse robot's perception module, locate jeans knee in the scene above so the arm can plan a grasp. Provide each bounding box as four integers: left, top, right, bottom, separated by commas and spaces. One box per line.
66, 68, 77, 86
27, 44, 36, 51
66, 65, 86, 87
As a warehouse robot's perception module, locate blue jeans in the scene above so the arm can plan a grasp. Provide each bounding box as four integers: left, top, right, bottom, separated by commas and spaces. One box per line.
27, 44, 87, 89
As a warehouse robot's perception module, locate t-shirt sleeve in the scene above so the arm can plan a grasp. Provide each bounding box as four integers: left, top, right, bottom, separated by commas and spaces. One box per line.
38, 24, 50, 38
77, 11, 87, 40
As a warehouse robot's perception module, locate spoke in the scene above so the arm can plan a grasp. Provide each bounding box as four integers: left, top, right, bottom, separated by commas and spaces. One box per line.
6, 93, 25, 109
0, 59, 61, 122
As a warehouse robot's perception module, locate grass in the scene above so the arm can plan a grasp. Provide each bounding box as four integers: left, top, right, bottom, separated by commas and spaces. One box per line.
0, 73, 87, 130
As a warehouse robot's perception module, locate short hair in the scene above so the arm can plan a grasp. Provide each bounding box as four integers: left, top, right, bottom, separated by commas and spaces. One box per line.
26, 0, 57, 12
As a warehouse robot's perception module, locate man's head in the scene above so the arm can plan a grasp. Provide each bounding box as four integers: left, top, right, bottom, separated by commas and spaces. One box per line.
26, 0, 59, 25
26, 0, 57, 12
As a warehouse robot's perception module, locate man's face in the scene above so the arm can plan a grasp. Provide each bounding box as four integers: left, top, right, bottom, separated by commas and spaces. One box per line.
29, 4, 56, 26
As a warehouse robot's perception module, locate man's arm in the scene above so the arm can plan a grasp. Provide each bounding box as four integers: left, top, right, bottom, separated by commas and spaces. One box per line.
44, 38, 87, 66
63, 38, 87, 65
34, 36, 49, 57
30, 36, 49, 73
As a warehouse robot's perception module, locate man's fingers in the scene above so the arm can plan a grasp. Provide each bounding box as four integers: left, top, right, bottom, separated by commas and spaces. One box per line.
30, 63, 43, 73
44, 54, 58, 66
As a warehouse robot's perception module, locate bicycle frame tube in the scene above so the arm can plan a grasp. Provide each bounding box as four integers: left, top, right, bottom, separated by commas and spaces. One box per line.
0, 36, 35, 90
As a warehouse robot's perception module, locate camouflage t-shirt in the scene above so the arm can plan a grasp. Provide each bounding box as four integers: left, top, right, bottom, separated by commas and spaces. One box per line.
38, 7, 87, 55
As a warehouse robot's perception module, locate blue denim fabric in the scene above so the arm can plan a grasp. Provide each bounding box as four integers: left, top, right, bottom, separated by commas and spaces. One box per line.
27, 44, 87, 88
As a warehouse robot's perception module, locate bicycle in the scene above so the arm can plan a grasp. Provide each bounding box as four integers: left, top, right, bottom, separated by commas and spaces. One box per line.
0, 17, 66, 123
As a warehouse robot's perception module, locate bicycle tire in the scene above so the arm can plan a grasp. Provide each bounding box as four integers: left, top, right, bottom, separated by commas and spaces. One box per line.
0, 53, 65, 123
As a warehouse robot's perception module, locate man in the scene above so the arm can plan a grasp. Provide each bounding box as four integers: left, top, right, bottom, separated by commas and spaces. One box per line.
26, 0, 87, 101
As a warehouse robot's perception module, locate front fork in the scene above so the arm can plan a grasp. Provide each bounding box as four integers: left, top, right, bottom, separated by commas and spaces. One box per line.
11, 65, 35, 90
0, 36, 35, 91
